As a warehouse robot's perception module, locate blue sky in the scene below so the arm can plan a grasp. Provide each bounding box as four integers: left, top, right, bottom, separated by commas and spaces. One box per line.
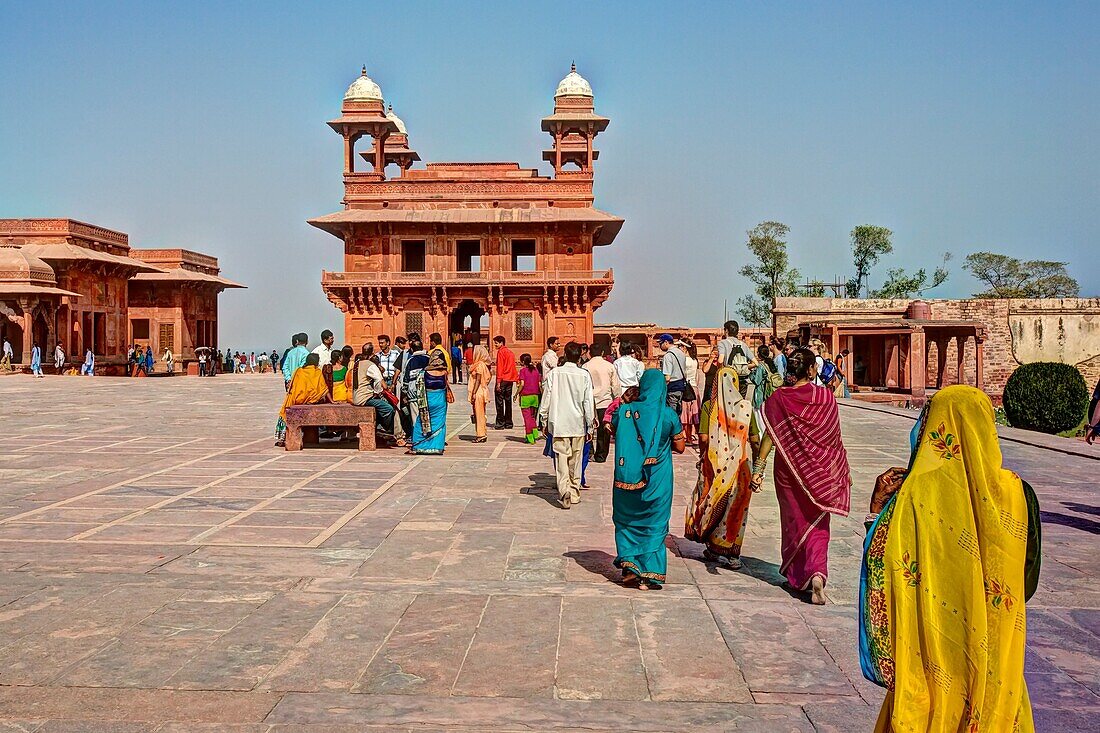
1, 1, 1096, 349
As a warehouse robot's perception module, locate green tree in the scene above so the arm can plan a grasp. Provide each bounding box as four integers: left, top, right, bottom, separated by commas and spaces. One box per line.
871, 253, 952, 298
963, 252, 1080, 298
847, 225, 893, 297
738, 221, 800, 332
736, 294, 771, 328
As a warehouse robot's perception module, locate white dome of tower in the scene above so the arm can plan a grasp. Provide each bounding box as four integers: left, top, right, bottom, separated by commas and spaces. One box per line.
554, 63, 593, 98
386, 104, 407, 134
344, 66, 383, 102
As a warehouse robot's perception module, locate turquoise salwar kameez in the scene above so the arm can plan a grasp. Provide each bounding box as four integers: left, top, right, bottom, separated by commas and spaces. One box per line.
612, 369, 684, 586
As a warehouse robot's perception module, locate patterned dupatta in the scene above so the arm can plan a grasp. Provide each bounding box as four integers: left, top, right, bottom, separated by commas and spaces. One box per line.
684, 367, 753, 546
760, 382, 851, 516
860, 385, 1034, 732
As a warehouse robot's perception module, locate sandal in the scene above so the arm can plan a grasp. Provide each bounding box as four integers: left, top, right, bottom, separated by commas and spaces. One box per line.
473, 436, 487, 443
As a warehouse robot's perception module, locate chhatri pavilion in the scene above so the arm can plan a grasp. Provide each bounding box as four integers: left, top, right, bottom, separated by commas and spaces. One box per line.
310, 65, 623, 349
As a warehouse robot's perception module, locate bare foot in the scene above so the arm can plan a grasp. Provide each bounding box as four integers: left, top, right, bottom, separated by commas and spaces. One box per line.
810, 575, 827, 605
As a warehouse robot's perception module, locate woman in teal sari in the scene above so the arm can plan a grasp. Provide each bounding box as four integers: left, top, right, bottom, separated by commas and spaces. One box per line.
612, 369, 687, 589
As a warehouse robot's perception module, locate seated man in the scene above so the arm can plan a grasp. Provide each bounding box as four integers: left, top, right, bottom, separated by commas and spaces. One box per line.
275, 353, 331, 447
351, 349, 397, 440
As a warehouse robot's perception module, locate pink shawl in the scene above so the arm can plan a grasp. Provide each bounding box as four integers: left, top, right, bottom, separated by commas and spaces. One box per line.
761, 383, 851, 516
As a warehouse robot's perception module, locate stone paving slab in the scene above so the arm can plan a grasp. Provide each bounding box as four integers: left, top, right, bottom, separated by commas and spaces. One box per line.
0, 375, 1096, 730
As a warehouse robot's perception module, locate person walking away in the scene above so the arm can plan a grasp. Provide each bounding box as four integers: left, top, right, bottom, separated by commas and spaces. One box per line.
464, 342, 474, 379
81, 348, 95, 376
517, 353, 542, 443
685, 365, 753, 567
679, 341, 700, 447
613, 369, 686, 588
859, 385, 1040, 732
751, 348, 851, 605
248, 351, 257, 373
614, 341, 645, 389
716, 320, 757, 397
657, 334, 689, 415
281, 333, 311, 392
583, 342, 621, 462
350, 345, 396, 440
468, 345, 492, 443
492, 336, 519, 429
747, 344, 783, 453
164, 347, 174, 374
144, 346, 154, 375
450, 340, 464, 384
54, 343, 65, 373
275, 353, 331, 447
541, 336, 560, 374
408, 333, 452, 455
771, 337, 787, 379
537, 342, 594, 509
30, 343, 43, 377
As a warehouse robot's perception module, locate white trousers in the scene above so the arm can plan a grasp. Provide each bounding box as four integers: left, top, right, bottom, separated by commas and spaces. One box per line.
553, 436, 585, 502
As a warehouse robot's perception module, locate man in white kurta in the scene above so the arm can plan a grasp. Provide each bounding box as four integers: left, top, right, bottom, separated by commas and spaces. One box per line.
538, 342, 594, 509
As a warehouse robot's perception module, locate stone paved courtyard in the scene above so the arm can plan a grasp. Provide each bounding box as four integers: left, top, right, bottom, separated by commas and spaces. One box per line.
0, 374, 1095, 732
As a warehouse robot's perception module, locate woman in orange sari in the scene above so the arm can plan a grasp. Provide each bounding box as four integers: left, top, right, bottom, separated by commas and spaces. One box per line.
685, 364, 754, 568
274, 353, 331, 447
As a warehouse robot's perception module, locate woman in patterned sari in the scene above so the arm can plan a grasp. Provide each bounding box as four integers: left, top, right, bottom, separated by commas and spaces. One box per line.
613, 369, 686, 589
685, 365, 754, 568
751, 347, 851, 604
859, 385, 1041, 733
408, 333, 452, 455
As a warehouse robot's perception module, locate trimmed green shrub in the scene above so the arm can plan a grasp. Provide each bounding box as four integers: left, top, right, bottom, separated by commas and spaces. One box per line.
1002, 362, 1089, 435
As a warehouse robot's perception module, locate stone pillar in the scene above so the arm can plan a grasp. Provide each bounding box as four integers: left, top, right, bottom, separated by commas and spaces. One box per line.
374, 132, 388, 181
910, 328, 927, 405
975, 336, 985, 393
344, 133, 354, 174
956, 336, 967, 386
19, 298, 33, 364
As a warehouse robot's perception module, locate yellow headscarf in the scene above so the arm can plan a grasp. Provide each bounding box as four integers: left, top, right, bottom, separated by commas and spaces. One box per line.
862, 385, 1033, 732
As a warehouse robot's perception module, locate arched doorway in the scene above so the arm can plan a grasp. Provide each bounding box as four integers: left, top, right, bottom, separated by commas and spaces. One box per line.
32, 310, 49, 353
449, 299, 486, 346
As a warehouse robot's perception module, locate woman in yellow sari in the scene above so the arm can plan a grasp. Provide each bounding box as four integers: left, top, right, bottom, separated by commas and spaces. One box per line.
860, 385, 1041, 732
468, 345, 491, 444
685, 365, 754, 568
274, 353, 331, 447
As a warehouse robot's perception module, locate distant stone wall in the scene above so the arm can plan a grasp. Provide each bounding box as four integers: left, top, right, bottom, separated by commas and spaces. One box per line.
773, 297, 1100, 396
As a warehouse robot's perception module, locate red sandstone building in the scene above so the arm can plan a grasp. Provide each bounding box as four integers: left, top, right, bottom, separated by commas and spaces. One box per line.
311, 65, 622, 349
0, 219, 242, 371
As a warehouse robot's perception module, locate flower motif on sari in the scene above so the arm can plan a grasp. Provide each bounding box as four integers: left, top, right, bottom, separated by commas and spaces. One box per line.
984, 577, 1016, 611
962, 699, 981, 733
895, 551, 922, 587
928, 422, 961, 460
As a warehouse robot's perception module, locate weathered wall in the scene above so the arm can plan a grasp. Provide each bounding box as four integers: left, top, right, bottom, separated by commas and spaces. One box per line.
773, 297, 1100, 396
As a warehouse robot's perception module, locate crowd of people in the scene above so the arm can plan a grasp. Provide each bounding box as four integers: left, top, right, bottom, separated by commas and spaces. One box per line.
273, 318, 1044, 729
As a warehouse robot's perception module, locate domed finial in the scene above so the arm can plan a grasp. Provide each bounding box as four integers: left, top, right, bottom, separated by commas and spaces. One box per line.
571, 61, 576, 73
361, 65, 367, 76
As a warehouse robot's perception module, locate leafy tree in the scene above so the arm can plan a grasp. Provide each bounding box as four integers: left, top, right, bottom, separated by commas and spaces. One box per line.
846, 225, 893, 297
963, 252, 1080, 298
738, 221, 800, 332
871, 253, 952, 299
736, 294, 771, 328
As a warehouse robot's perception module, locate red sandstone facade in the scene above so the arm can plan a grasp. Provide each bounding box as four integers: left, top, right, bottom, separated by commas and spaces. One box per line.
774, 296, 1100, 404
311, 66, 622, 350
0, 219, 242, 371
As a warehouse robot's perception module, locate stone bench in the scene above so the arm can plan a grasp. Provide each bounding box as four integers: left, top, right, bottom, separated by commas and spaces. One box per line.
283, 404, 376, 451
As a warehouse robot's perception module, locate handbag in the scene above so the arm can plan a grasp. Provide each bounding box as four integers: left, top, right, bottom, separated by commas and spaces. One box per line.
673, 354, 697, 402
381, 388, 399, 408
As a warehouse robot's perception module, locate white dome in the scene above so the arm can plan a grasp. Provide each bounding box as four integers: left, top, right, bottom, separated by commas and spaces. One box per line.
344, 66, 383, 102
554, 63, 593, 98
386, 105, 407, 134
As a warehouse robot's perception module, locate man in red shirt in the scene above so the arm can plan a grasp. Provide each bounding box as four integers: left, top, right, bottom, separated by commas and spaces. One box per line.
493, 336, 520, 429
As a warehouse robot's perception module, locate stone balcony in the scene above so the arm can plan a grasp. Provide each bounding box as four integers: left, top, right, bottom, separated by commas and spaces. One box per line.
322, 269, 614, 288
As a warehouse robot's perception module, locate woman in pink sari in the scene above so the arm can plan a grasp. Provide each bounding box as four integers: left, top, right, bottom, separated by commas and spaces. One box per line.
751, 347, 851, 604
